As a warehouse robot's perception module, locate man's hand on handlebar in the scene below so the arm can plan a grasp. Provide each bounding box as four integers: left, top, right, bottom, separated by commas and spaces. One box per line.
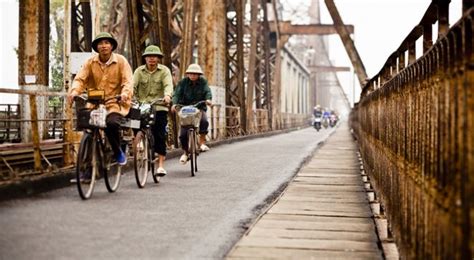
164, 95, 171, 105
67, 93, 77, 106
120, 93, 129, 103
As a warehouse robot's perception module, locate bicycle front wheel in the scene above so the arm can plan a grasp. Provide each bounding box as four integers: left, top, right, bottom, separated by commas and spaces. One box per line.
76, 132, 97, 200
103, 139, 122, 192
188, 129, 197, 177
133, 131, 149, 188
148, 133, 159, 183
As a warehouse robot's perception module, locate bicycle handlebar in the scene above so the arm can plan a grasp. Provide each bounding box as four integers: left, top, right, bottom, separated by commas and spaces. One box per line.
73, 94, 121, 103
174, 100, 207, 108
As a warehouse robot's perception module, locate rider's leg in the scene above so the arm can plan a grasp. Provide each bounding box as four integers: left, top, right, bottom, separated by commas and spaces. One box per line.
179, 126, 189, 153
198, 111, 209, 147
104, 113, 123, 159
178, 126, 189, 164
152, 111, 168, 171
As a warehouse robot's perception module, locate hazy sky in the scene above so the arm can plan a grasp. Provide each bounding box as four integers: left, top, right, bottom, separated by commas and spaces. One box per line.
0, 0, 464, 104
0, 0, 19, 104
320, 0, 462, 103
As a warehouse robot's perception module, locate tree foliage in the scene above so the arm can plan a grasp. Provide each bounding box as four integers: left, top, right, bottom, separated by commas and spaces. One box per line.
49, 0, 64, 107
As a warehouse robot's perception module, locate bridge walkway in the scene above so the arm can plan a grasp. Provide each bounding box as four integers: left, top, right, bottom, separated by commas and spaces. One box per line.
227, 123, 384, 259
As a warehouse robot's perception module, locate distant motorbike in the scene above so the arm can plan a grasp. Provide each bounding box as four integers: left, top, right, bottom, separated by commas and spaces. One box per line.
313, 117, 322, 131
329, 115, 337, 127
322, 117, 329, 129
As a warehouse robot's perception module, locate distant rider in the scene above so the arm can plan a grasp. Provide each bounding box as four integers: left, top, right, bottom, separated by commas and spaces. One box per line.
171, 64, 212, 164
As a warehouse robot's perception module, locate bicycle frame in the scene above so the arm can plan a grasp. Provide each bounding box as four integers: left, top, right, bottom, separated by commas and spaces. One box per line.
176, 101, 206, 177
133, 99, 166, 187
74, 94, 124, 199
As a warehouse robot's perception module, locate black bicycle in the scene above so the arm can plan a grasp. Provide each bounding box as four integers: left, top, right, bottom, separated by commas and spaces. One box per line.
176, 101, 207, 177
73, 92, 132, 199
132, 98, 167, 188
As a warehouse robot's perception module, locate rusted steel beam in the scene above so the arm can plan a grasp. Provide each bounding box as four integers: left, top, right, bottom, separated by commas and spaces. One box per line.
198, 0, 226, 86
28, 95, 41, 171
422, 22, 433, 52
307, 65, 350, 72
106, 0, 129, 53
126, 0, 142, 69
63, 0, 74, 166
246, 0, 259, 131
437, 0, 450, 37
261, 0, 272, 127
71, 0, 92, 52
270, 0, 282, 129
157, 0, 173, 70
269, 21, 354, 35
19, 0, 50, 171
324, 0, 367, 88
0, 88, 66, 97
226, 0, 247, 132
179, 0, 197, 79
127, 0, 161, 69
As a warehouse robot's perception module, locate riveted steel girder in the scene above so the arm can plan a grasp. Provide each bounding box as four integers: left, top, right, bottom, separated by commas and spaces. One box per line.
71, 0, 92, 52
18, 0, 50, 171
324, 0, 367, 88
226, 0, 247, 131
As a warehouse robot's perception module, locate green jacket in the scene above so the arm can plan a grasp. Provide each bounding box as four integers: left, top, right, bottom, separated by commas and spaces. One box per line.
172, 76, 212, 111
133, 64, 173, 111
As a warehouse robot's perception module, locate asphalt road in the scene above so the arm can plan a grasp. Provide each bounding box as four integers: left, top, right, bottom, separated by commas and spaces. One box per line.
0, 127, 334, 260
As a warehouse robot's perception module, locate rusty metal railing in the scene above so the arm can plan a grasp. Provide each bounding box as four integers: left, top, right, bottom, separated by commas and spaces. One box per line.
0, 88, 310, 183
350, 2, 473, 259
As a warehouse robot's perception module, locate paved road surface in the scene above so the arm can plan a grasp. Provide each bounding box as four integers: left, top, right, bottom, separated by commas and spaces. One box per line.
0, 127, 333, 259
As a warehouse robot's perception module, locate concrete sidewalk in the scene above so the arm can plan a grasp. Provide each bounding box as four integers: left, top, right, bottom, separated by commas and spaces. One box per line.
226, 123, 383, 259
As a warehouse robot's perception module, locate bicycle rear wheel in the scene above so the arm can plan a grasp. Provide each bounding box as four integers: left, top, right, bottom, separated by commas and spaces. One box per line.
103, 139, 122, 192
188, 129, 197, 177
76, 132, 97, 200
133, 131, 149, 188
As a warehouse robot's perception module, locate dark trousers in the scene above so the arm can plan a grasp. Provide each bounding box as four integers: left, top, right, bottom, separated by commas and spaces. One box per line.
179, 111, 209, 152
104, 112, 123, 157
152, 111, 168, 156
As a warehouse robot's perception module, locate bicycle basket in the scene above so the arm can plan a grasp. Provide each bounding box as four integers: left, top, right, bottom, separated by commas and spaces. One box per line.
126, 107, 141, 120
76, 108, 92, 130
89, 105, 107, 128
178, 106, 201, 127
137, 103, 155, 128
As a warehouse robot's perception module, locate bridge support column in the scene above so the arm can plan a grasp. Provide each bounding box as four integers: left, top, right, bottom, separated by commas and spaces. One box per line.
18, 0, 50, 171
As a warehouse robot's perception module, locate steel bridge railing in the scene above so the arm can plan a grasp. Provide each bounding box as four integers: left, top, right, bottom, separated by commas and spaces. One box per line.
350, 4, 473, 260
0, 90, 309, 182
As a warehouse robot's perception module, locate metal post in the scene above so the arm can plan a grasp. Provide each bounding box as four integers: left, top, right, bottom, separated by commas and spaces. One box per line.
157, 0, 173, 70
246, 0, 259, 132
179, 0, 197, 79
63, 0, 74, 166
18, 0, 49, 171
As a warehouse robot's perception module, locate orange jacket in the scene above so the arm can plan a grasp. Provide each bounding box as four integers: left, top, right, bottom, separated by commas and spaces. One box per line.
70, 53, 133, 116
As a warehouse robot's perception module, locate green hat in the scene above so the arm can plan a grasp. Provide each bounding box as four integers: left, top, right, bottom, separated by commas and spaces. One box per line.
92, 32, 118, 52
142, 45, 163, 57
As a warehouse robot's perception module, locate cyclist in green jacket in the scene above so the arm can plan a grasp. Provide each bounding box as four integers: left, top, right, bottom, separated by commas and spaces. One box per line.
171, 64, 212, 164
132, 45, 173, 176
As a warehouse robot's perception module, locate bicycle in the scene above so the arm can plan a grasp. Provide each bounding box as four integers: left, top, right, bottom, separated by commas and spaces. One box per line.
175, 101, 207, 177
73, 91, 134, 199
132, 98, 168, 188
